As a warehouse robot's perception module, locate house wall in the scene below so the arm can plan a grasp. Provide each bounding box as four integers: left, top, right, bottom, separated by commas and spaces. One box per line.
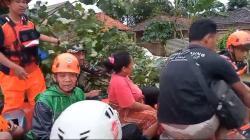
134, 30, 189, 56
217, 23, 250, 31
216, 25, 250, 41
137, 42, 166, 56
177, 30, 189, 38
135, 30, 189, 42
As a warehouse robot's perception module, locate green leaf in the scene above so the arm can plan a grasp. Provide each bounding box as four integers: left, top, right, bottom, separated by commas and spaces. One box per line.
27, 0, 159, 89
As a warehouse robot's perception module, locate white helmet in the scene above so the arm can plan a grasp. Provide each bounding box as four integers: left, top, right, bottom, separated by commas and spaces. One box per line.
50, 100, 122, 139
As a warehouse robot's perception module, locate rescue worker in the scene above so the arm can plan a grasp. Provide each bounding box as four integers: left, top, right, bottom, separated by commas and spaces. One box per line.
219, 30, 250, 76
220, 31, 250, 137
26, 53, 86, 139
0, 0, 60, 113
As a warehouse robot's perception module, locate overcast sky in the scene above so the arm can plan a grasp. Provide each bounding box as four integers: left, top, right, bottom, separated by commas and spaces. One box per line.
29, 0, 229, 7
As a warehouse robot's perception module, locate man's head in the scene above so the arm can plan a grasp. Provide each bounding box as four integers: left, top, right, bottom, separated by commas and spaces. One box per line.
72, 51, 86, 67
227, 30, 250, 61
2, 0, 31, 15
67, 44, 87, 67
189, 19, 217, 50
52, 53, 80, 94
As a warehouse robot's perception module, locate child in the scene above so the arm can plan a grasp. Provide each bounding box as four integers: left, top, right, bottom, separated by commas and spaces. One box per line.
26, 53, 86, 139
0, 0, 60, 113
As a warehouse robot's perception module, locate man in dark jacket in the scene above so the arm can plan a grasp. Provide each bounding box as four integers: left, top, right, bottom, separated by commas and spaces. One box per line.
158, 19, 250, 139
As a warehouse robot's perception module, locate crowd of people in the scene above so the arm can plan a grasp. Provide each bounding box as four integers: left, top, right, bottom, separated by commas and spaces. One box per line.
1, 0, 250, 139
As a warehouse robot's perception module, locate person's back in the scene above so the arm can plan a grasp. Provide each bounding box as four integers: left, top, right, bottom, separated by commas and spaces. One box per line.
158, 19, 250, 139
159, 45, 232, 124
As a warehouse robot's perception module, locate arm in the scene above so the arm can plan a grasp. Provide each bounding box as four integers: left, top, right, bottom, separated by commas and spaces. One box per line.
0, 26, 27, 79
0, 26, 18, 70
231, 82, 250, 108
0, 52, 20, 70
113, 79, 154, 111
209, 54, 250, 107
33, 24, 59, 45
129, 102, 154, 111
39, 34, 59, 45
86, 90, 101, 98
30, 102, 53, 140
0, 52, 28, 79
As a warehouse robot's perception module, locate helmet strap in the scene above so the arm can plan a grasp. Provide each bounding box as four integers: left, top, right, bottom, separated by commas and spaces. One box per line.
230, 46, 237, 62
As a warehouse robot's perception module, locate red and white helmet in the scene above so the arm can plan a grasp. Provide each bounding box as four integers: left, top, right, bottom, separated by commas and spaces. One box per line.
227, 30, 250, 51
50, 100, 122, 139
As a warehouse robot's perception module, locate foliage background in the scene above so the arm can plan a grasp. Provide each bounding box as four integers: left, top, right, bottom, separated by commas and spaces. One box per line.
28, 2, 160, 90
1, 0, 250, 89
142, 21, 175, 44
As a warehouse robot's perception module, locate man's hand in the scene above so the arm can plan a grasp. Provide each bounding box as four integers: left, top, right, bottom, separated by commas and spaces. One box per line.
13, 65, 28, 80
86, 90, 101, 98
39, 34, 60, 46
54, 38, 60, 46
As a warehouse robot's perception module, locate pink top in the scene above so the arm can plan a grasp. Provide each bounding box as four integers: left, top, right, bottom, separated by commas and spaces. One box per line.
108, 73, 144, 108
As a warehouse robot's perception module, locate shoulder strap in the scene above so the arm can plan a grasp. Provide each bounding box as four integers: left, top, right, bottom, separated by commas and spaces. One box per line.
0, 15, 7, 25
2, 15, 24, 50
184, 48, 218, 107
2, 14, 28, 26
1, 15, 26, 66
2, 15, 15, 27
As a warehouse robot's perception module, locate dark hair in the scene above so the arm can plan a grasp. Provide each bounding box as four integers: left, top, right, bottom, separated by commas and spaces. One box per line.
189, 19, 217, 42
103, 51, 131, 73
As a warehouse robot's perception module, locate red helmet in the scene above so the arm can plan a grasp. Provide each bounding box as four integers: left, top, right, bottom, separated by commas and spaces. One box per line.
227, 30, 250, 50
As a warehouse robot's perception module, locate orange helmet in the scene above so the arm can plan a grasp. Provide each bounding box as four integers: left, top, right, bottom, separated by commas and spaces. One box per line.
52, 53, 80, 74
227, 30, 250, 50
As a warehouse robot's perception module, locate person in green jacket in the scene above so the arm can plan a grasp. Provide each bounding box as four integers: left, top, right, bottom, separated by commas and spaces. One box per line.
26, 53, 85, 139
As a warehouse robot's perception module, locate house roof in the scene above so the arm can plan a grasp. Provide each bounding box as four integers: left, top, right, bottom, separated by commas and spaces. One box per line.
132, 15, 191, 32
210, 7, 250, 29
46, 2, 68, 15
96, 13, 130, 31
45, 3, 130, 31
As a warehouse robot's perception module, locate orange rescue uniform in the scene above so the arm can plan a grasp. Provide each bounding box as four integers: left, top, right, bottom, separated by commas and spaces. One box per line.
0, 15, 46, 113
